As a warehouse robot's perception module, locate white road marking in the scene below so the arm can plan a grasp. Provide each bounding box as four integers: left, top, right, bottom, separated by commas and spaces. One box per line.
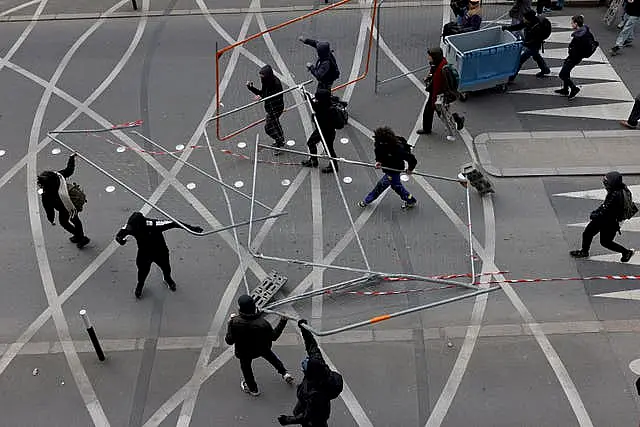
554, 185, 640, 201
595, 289, 640, 301
511, 81, 633, 101
539, 47, 608, 63
568, 218, 640, 233
520, 102, 635, 121
0, 0, 40, 18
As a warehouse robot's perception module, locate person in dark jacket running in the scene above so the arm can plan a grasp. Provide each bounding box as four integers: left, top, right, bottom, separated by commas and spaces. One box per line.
555, 15, 595, 100
610, 0, 639, 55
247, 65, 285, 154
301, 89, 339, 174
570, 171, 634, 262
37, 153, 90, 248
225, 295, 293, 396
358, 127, 418, 209
278, 319, 339, 426
115, 212, 203, 298
503, 10, 551, 80
299, 37, 340, 91
620, 93, 640, 129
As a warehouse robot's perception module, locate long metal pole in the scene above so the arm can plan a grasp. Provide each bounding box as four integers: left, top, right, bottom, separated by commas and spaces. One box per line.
248, 133, 261, 253
465, 183, 476, 285
374, 0, 383, 94
377, 64, 431, 86
48, 134, 286, 235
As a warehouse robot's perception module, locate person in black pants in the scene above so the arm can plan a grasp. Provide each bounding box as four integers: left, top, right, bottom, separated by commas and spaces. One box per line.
570, 171, 634, 262
37, 153, 90, 248
620, 93, 640, 129
555, 15, 595, 100
247, 65, 285, 155
301, 89, 338, 174
503, 10, 551, 80
115, 212, 203, 299
225, 295, 293, 396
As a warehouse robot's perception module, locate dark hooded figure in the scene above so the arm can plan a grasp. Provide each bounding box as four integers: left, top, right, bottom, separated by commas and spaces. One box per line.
570, 171, 634, 262
115, 212, 203, 299
555, 15, 597, 100
301, 89, 339, 173
247, 65, 285, 153
225, 295, 293, 396
299, 37, 340, 91
278, 319, 341, 427
37, 153, 90, 248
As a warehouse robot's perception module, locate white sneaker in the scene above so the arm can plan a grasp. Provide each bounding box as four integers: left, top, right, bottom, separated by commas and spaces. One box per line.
283, 372, 294, 384
240, 380, 260, 396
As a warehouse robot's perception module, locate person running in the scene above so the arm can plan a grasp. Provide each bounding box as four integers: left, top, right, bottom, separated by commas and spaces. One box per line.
37, 153, 90, 248
301, 89, 339, 174
299, 37, 340, 91
570, 171, 634, 262
555, 15, 597, 100
503, 10, 551, 80
610, 0, 639, 56
358, 127, 418, 210
225, 295, 294, 396
115, 212, 203, 299
247, 65, 285, 155
620, 93, 640, 129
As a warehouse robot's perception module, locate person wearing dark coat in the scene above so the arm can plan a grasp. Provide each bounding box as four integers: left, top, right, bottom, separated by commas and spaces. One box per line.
278, 319, 336, 427
115, 212, 203, 299
570, 171, 634, 262
442, 0, 482, 39
301, 89, 339, 174
620, 93, 640, 129
37, 153, 90, 248
358, 127, 418, 209
247, 65, 285, 154
503, 10, 551, 80
225, 295, 293, 396
299, 37, 340, 91
555, 15, 595, 100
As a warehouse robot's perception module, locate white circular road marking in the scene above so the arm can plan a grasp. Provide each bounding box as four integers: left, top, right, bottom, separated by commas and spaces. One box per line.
340, 137, 349, 144
51, 148, 61, 155
281, 179, 291, 186
186, 182, 196, 190
175, 144, 185, 151
400, 174, 409, 182
117, 146, 127, 153
0, 150, 5, 157
234, 181, 244, 188
237, 142, 247, 149
343, 176, 352, 184
286, 140, 296, 146
630, 359, 640, 375
105, 186, 116, 193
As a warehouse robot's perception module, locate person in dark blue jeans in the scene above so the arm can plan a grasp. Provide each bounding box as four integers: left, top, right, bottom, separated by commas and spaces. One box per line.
358, 127, 417, 210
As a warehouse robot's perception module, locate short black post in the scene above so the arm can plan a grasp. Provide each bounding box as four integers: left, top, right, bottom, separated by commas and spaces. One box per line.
80, 309, 105, 361
131, 0, 138, 10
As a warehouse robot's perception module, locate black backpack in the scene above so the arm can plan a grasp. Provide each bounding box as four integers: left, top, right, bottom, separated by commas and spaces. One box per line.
67, 182, 87, 212
328, 53, 340, 82
397, 136, 412, 153
622, 187, 638, 221
325, 370, 343, 400
330, 102, 348, 129
538, 17, 552, 41
582, 30, 599, 58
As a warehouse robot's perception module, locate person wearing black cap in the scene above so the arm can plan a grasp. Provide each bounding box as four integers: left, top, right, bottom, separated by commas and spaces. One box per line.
247, 65, 286, 154
570, 171, 635, 262
225, 295, 293, 396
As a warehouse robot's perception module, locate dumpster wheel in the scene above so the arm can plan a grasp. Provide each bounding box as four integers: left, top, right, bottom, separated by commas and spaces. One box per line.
459, 92, 468, 102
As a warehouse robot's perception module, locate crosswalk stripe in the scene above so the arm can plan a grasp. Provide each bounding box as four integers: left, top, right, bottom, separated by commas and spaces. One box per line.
512, 81, 633, 101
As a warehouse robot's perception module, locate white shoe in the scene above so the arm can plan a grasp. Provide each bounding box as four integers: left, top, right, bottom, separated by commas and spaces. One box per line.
240, 380, 260, 396
283, 373, 294, 384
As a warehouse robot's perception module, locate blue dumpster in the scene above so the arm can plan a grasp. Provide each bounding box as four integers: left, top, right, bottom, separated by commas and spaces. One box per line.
444, 26, 522, 100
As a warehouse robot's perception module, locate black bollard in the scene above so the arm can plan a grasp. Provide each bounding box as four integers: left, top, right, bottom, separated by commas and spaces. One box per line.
80, 309, 106, 361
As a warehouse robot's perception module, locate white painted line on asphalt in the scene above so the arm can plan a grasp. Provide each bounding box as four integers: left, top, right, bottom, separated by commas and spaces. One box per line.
594, 289, 640, 301
0, 0, 48, 76
554, 185, 640, 201
629, 358, 640, 375
0, 0, 41, 18
341, 0, 374, 103
511, 81, 634, 102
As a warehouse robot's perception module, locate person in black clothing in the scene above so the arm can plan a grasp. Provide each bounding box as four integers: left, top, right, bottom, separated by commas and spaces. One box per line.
225, 295, 293, 396
570, 171, 634, 262
115, 212, 203, 298
358, 127, 417, 209
299, 37, 340, 91
278, 319, 338, 426
37, 153, 90, 248
555, 15, 594, 100
620, 93, 640, 129
503, 10, 551, 80
247, 65, 285, 155
301, 89, 339, 174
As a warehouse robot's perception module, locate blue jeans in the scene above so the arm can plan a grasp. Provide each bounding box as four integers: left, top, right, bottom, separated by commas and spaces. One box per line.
364, 172, 416, 204
518, 46, 550, 74
615, 14, 639, 48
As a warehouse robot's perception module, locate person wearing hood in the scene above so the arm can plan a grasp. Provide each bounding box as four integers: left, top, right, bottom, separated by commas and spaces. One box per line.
225, 295, 293, 396
37, 153, 90, 248
115, 212, 203, 299
247, 65, 286, 154
503, 10, 551, 80
570, 171, 634, 262
301, 89, 339, 174
277, 319, 342, 426
555, 15, 596, 100
299, 37, 340, 91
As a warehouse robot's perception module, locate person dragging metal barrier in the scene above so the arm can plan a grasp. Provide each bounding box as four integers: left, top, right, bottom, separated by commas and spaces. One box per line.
247, 65, 286, 155
301, 89, 340, 174
277, 319, 343, 426
37, 153, 90, 248
115, 212, 203, 299
225, 295, 294, 397
555, 15, 599, 100
358, 127, 418, 210
570, 171, 636, 262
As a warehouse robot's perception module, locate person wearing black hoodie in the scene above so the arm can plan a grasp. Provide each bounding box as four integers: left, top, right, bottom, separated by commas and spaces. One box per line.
299, 37, 340, 91
301, 89, 339, 174
115, 212, 203, 299
503, 10, 551, 80
37, 153, 90, 248
247, 65, 286, 154
225, 295, 293, 396
358, 127, 418, 210
278, 319, 341, 427
555, 15, 596, 100
570, 171, 634, 262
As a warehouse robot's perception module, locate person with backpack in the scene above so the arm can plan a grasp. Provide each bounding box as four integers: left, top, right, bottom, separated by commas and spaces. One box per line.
115, 212, 203, 298
37, 153, 90, 248
610, 0, 639, 56
570, 171, 635, 262
503, 10, 552, 81
508, 0, 532, 37
299, 37, 340, 91
301, 89, 340, 174
417, 47, 464, 136
555, 15, 598, 100
357, 127, 418, 210
277, 319, 343, 426
247, 65, 285, 155
620, 93, 640, 129
225, 295, 294, 397
442, 0, 482, 39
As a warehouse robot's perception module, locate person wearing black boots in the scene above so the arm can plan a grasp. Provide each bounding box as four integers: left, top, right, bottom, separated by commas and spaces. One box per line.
247, 65, 286, 155
115, 212, 203, 299
301, 89, 339, 174
37, 153, 90, 248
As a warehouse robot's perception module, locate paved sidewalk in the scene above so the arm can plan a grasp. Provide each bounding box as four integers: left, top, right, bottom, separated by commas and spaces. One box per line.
475, 130, 640, 177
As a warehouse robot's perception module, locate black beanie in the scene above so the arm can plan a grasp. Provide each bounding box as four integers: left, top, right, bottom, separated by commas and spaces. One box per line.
238, 294, 256, 314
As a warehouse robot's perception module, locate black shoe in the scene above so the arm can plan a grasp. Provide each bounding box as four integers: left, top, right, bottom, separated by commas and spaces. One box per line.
321, 165, 337, 173
69, 236, 79, 243
76, 236, 90, 248
536, 69, 551, 78
610, 45, 621, 56
416, 129, 431, 135
452, 113, 465, 130
301, 159, 318, 167
554, 88, 569, 96
165, 279, 177, 292
621, 249, 634, 263
570, 249, 589, 258
623, 40, 633, 47
134, 286, 143, 299
568, 87, 580, 100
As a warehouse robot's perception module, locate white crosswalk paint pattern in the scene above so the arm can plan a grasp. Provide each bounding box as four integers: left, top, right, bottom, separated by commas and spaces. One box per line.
514, 15, 635, 122
594, 289, 640, 300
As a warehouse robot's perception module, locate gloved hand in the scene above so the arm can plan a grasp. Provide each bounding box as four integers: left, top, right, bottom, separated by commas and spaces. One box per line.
298, 319, 308, 328
246, 81, 254, 88
115, 236, 127, 245
50, 221, 56, 226
501, 25, 508, 31
278, 415, 293, 425
298, 36, 305, 42
305, 62, 313, 70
